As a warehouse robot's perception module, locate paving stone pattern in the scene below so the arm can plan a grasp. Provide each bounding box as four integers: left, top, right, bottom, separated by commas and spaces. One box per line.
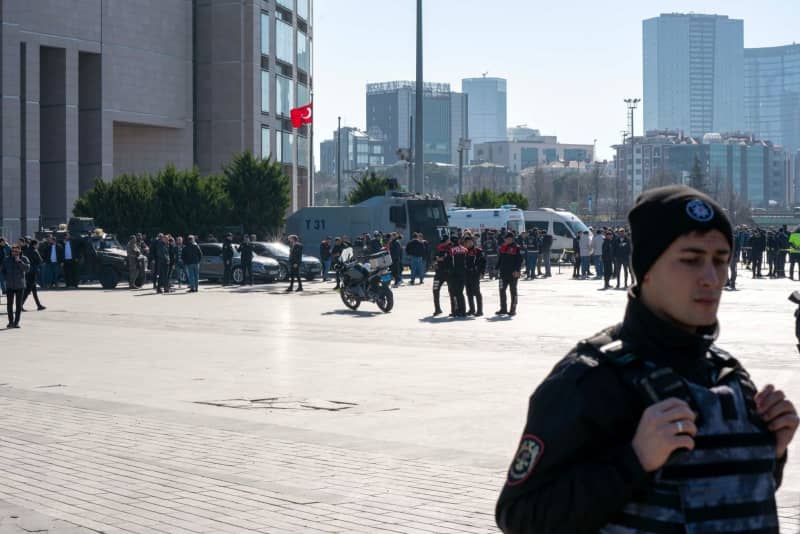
4, 276, 800, 532
0, 394, 499, 534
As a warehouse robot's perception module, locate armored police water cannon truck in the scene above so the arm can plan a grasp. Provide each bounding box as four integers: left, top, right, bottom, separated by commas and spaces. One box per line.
286, 192, 450, 258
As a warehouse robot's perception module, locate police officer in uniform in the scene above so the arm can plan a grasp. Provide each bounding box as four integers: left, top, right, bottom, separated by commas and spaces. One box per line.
496, 185, 798, 533
432, 235, 452, 316
445, 237, 469, 317
464, 235, 485, 317
496, 232, 523, 316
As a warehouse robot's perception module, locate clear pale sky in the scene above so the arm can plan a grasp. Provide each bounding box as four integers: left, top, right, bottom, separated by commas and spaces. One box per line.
313, 0, 799, 166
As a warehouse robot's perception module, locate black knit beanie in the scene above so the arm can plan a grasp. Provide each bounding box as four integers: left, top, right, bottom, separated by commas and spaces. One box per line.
628, 185, 733, 283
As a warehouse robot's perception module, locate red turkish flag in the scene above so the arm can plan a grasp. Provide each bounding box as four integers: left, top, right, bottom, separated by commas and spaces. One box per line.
290, 103, 313, 128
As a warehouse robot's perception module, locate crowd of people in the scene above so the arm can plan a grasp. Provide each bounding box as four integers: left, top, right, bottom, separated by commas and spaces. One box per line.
2, 220, 800, 329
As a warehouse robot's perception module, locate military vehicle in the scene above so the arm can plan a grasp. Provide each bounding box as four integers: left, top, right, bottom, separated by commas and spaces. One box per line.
286, 192, 450, 259
35, 217, 146, 289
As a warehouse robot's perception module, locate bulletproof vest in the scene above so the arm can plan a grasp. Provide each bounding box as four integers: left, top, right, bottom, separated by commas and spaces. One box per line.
525, 235, 538, 250
579, 334, 779, 534
484, 238, 497, 254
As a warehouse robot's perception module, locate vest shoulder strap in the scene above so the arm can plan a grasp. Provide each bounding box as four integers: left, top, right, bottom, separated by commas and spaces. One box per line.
576, 325, 638, 367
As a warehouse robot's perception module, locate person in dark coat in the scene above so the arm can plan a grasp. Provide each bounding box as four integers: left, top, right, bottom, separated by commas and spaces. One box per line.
167, 235, 177, 292
181, 235, 203, 292
62, 232, 79, 288
239, 235, 254, 285
572, 234, 581, 279
286, 235, 304, 292
154, 234, 170, 294
2, 242, 30, 328
330, 237, 345, 290
601, 230, 615, 290
42, 235, 63, 288
389, 233, 403, 287
222, 233, 235, 286
750, 228, 766, 278
368, 231, 383, 254
613, 228, 632, 288
319, 237, 332, 283
21, 238, 45, 311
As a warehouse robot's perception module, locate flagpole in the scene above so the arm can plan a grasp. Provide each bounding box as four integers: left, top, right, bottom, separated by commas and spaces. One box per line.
309, 0, 315, 207
308, 121, 313, 206
292, 135, 298, 212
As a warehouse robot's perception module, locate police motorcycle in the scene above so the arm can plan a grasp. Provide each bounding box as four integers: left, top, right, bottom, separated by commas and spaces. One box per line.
333, 247, 394, 313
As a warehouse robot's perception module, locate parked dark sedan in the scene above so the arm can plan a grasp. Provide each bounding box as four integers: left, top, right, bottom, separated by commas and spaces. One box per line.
181, 243, 280, 284
252, 242, 322, 281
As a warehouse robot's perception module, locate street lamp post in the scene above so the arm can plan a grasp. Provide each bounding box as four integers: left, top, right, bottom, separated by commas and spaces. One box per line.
336, 116, 342, 204
624, 98, 641, 208
414, 0, 424, 195
457, 137, 471, 200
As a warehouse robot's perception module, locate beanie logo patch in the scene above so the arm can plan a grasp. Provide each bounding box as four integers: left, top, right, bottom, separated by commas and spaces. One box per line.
686, 199, 714, 222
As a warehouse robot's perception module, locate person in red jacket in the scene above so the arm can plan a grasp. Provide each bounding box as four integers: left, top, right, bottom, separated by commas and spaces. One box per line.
496, 232, 523, 316
432, 236, 452, 316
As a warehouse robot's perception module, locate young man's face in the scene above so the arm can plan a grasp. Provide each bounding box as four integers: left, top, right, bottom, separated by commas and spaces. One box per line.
640, 230, 730, 331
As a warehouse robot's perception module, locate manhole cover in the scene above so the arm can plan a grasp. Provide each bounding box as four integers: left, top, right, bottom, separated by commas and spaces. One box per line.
195, 397, 357, 412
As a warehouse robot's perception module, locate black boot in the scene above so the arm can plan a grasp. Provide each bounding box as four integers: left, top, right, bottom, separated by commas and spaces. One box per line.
475, 295, 483, 317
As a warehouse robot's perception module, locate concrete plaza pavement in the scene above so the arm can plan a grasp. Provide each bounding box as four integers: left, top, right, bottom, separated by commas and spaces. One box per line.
2, 269, 800, 532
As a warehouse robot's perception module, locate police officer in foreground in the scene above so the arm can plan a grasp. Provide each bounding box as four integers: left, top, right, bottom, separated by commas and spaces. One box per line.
496, 185, 798, 533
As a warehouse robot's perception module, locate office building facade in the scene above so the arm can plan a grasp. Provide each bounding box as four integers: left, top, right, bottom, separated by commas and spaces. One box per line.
643, 13, 744, 138
461, 76, 506, 147
366, 81, 468, 166
0, 0, 312, 239
745, 44, 800, 155
473, 135, 594, 172
613, 131, 790, 208
319, 127, 384, 177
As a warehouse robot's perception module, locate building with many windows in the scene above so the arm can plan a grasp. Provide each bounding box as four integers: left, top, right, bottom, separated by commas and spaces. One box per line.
0, 0, 312, 239
366, 81, 468, 166
319, 127, 384, 177
745, 44, 800, 155
206, 0, 313, 211
643, 13, 744, 138
613, 131, 791, 208
461, 76, 507, 149
473, 135, 594, 172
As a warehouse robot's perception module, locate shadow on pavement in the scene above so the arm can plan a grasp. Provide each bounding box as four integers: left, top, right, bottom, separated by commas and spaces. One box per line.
486, 315, 513, 322
321, 309, 381, 318
418, 315, 478, 323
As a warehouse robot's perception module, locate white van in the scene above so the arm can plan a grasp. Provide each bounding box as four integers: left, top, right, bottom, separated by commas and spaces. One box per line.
523, 208, 590, 257
446, 205, 525, 235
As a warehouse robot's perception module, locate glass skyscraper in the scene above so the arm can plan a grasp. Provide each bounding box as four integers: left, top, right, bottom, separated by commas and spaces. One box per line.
643, 13, 744, 138
745, 44, 800, 154
461, 77, 507, 147
366, 81, 468, 166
